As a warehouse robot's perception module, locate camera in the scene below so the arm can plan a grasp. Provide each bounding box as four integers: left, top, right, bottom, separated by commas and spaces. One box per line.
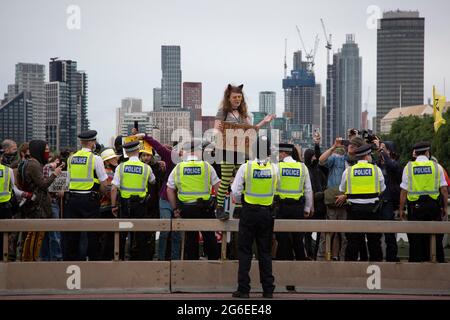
360, 129, 380, 150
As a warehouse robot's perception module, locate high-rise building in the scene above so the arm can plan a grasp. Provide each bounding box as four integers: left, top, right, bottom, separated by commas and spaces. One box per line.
0, 91, 33, 144
361, 110, 369, 130
259, 91, 276, 115
183, 82, 202, 135
49, 59, 89, 149
283, 51, 319, 141
115, 98, 143, 136
325, 35, 362, 145
153, 88, 162, 111
119, 112, 159, 139
150, 108, 190, 145
376, 10, 424, 133
161, 45, 182, 108
336, 34, 362, 137
46, 82, 70, 151
15, 63, 46, 140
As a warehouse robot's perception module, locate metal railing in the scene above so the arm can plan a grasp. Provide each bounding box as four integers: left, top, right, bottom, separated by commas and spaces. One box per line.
2, 219, 450, 263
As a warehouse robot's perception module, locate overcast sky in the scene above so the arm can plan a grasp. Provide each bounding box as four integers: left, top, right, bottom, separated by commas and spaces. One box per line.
1, 0, 449, 145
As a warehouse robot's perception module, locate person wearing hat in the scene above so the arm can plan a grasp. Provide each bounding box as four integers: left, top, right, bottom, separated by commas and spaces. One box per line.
64, 130, 108, 261
399, 142, 448, 262
111, 141, 156, 260
230, 135, 277, 299
338, 143, 385, 261
166, 139, 221, 260
274, 143, 313, 276
316, 136, 363, 261
97, 148, 120, 260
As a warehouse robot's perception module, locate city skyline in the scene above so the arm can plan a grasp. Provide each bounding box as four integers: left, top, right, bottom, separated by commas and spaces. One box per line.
1, 0, 449, 144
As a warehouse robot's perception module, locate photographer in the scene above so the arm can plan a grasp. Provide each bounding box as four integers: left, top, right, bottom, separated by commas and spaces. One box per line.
375, 140, 402, 262
317, 136, 363, 261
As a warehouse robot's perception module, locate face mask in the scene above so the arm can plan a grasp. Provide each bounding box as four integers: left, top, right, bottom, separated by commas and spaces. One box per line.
3, 151, 17, 164
44, 151, 50, 162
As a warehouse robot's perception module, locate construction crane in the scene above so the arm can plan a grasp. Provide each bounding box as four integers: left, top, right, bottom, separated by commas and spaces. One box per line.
311, 34, 320, 70
284, 38, 288, 78
320, 18, 332, 65
295, 25, 317, 73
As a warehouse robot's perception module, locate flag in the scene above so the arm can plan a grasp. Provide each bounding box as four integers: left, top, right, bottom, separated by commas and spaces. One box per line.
433, 86, 446, 132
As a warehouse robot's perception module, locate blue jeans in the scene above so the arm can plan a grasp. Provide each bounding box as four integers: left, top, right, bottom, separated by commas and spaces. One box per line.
158, 199, 181, 260
40, 202, 63, 261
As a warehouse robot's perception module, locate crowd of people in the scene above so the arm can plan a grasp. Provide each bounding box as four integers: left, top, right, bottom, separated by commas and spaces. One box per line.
0, 84, 448, 276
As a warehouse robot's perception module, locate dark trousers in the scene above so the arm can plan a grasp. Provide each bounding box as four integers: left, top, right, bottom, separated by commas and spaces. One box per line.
180, 202, 219, 260
345, 203, 382, 262
237, 205, 275, 294
275, 198, 306, 261
99, 207, 115, 260
0, 202, 13, 258
62, 193, 100, 261
380, 201, 398, 261
119, 197, 154, 261
407, 198, 445, 262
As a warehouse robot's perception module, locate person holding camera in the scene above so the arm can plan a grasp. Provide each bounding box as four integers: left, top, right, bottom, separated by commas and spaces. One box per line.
375, 140, 402, 262
317, 136, 363, 260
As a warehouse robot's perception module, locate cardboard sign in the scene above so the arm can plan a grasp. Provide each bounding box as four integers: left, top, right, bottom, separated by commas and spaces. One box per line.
48, 171, 70, 193
217, 121, 258, 157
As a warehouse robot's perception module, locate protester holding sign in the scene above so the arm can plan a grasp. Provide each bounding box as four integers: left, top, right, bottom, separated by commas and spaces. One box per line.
213, 84, 275, 220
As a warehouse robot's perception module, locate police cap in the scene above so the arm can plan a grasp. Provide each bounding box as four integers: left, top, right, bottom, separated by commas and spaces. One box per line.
182, 139, 203, 152
412, 141, 431, 153
277, 143, 294, 153
355, 144, 372, 157
122, 140, 141, 153
78, 130, 97, 141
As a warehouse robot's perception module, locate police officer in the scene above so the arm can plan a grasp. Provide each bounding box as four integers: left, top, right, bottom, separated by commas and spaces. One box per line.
64, 130, 108, 261
166, 139, 221, 260
111, 141, 156, 260
399, 142, 448, 262
339, 144, 385, 261
275, 143, 313, 265
231, 136, 277, 299
0, 155, 31, 257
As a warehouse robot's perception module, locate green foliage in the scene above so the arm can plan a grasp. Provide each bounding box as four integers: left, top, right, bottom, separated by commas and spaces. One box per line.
385, 111, 450, 171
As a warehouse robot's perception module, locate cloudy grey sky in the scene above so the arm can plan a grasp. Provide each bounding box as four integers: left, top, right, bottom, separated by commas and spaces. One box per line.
1, 0, 449, 145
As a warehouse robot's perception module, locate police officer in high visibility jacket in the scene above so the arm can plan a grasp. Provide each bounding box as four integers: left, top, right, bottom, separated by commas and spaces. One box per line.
399, 142, 448, 262
231, 136, 277, 299
166, 139, 221, 260
111, 141, 156, 260
64, 130, 108, 261
275, 143, 313, 264
339, 144, 385, 261
0, 155, 31, 256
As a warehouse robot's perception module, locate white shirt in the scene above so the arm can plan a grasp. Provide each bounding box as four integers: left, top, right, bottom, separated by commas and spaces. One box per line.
339, 160, 386, 204
400, 155, 448, 190
6, 167, 25, 198
166, 155, 220, 189
112, 156, 156, 187
231, 159, 278, 205
278, 156, 313, 212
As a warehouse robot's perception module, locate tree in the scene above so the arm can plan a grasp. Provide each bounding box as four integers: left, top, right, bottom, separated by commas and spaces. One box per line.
385, 110, 450, 172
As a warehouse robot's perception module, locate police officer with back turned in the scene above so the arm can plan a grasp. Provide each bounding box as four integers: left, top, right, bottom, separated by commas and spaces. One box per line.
111, 140, 156, 260
64, 130, 108, 261
231, 135, 277, 299
399, 142, 448, 262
